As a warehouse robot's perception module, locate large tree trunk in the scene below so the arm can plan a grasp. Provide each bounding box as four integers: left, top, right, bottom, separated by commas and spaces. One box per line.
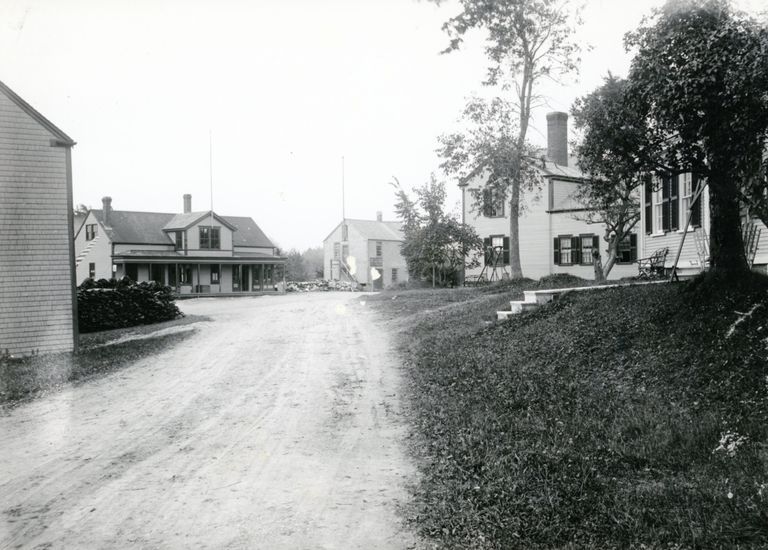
708, 173, 749, 274
508, 181, 523, 278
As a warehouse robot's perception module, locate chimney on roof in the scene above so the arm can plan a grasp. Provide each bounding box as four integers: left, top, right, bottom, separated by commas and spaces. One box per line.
376, 211, 383, 222
102, 196, 112, 226
546, 111, 568, 167
183, 194, 192, 214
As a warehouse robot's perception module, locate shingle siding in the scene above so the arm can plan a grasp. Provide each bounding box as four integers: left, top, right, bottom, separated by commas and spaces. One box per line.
0, 87, 75, 355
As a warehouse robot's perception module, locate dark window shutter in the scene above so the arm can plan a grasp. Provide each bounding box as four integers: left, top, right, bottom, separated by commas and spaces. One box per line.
592, 235, 600, 261
503, 236, 510, 264
554, 237, 561, 265
670, 175, 679, 231
644, 177, 653, 234
482, 189, 491, 217
484, 237, 491, 264
661, 175, 670, 232
630, 233, 638, 262
691, 174, 702, 227
571, 236, 581, 265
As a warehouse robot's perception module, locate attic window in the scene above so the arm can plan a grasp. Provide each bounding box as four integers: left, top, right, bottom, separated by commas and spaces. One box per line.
342, 224, 348, 241
200, 226, 221, 249
85, 224, 97, 241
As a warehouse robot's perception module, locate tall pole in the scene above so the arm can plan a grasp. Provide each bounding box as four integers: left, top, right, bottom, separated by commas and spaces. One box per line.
341, 155, 346, 222
209, 130, 214, 216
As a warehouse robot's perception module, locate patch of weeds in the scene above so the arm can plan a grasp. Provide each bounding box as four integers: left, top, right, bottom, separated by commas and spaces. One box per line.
0, 327, 197, 405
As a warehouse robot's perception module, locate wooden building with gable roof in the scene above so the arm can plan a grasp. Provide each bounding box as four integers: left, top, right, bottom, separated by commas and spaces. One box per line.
0, 80, 77, 356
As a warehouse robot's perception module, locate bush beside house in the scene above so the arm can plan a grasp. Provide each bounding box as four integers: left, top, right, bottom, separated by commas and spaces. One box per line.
77, 278, 182, 333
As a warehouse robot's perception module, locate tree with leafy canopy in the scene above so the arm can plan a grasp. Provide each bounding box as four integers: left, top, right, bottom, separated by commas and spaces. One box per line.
431, 0, 582, 278
624, 0, 768, 274
571, 74, 647, 281
391, 175, 483, 287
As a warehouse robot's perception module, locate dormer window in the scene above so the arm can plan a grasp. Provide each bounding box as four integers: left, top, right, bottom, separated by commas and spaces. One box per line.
199, 226, 220, 249
175, 231, 184, 251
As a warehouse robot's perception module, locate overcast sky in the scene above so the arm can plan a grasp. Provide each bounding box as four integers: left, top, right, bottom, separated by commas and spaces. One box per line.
1, 0, 764, 250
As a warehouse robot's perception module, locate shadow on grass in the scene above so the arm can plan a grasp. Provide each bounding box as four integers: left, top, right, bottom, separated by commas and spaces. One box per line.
0, 324, 199, 406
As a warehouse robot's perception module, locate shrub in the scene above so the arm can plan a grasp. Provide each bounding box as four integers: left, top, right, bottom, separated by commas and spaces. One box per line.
77, 277, 182, 333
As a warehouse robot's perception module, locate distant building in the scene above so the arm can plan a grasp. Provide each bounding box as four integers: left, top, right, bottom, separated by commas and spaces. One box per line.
323, 213, 408, 290
461, 112, 638, 281
0, 80, 78, 355
75, 194, 285, 294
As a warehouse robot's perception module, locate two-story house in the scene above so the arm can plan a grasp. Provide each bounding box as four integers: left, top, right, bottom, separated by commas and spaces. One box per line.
0, 80, 78, 356
461, 111, 639, 281
323, 213, 408, 290
75, 194, 285, 294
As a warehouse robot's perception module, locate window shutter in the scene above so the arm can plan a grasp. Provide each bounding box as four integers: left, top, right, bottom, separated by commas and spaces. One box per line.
571, 236, 581, 265
484, 237, 491, 264
503, 237, 510, 264
644, 177, 653, 234
661, 175, 671, 231
592, 235, 600, 261
670, 175, 679, 231
483, 189, 491, 217
630, 233, 638, 262
691, 174, 702, 227
553, 237, 560, 265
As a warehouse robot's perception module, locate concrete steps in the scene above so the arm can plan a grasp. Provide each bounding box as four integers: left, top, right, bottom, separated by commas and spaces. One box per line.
496, 280, 667, 321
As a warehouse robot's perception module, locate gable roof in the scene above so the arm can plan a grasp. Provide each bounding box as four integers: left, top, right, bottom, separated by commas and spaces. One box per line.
163, 211, 237, 232
324, 218, 404, 243
91, 210, 176, 244
223, 215, 275, 248
0, 80, 75, 146
88, 208, 275, 248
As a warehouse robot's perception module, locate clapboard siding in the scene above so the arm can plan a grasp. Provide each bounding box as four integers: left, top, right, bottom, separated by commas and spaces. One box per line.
0, 85, 75, 355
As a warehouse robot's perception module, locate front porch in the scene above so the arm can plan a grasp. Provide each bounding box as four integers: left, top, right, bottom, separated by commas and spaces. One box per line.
114, 258, 286, 295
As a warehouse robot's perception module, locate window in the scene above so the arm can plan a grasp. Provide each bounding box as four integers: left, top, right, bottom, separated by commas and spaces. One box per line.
484, 235, 510, 265
680, 173, 702, 228
199, 226, 220, 249
342, 244, 349, 261
333, 242, 340, 259
175, 231, 184, 251
580, 235, 597, 265
650, 174, 680, 234
210, 264, 220, 284
85, 224, 97, 241
644, 176, 653, 234
342, 224, 348, 241
391, 268, 398, 283
88, 262, 95, 279
482, 188, 505, 217
376, 241, 382, 257
553, 235, 582, 265
617, 234, 638, 263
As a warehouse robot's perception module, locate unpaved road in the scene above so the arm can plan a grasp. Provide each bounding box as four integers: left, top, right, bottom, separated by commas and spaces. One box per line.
0, 293, 418, 549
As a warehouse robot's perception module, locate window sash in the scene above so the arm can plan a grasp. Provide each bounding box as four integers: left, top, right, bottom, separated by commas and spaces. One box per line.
210, 264, 220, 283
559, 236, 573, 265
580, 235, 593, 265
376, 241, 382, 257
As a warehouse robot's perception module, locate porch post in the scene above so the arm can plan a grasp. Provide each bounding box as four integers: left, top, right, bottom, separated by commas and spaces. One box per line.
197, 264, 201, 294
219, 263, 223, 293
260, 264, 265, 291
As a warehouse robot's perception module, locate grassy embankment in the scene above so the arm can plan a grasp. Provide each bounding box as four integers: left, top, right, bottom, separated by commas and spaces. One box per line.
369, 274, 768, 549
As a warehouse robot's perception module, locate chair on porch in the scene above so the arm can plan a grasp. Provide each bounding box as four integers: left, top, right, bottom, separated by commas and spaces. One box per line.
637, 247, 669, 279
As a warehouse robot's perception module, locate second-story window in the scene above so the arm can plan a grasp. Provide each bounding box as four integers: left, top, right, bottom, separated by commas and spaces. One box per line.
199, 226, 221, 249
482, 188, 505, 217
85, 224, 98, 241
376, 241, 382, 257
342, 224, 348, 241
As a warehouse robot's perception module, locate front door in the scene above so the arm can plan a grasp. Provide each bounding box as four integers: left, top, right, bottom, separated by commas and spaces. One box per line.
372, 268, 383, 290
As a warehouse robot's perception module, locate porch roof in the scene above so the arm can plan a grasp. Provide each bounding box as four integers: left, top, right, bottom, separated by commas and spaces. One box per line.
113, 250, 285, 264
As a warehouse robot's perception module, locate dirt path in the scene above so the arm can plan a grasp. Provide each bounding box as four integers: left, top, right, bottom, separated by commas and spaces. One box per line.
0, 293, 418, 549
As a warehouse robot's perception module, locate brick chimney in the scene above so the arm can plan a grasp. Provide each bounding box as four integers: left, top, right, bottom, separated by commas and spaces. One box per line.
102, 196, 112, 226
376, 211, 383, 222
183, 194, 192, 214
546, 111, 569, 167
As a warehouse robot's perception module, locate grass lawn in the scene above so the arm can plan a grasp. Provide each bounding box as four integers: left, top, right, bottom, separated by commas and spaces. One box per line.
0, 315, 206, 405
369, 274, 768, 549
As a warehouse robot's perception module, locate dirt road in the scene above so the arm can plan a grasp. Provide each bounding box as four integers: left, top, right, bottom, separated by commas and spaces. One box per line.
0, 293, 418, 549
